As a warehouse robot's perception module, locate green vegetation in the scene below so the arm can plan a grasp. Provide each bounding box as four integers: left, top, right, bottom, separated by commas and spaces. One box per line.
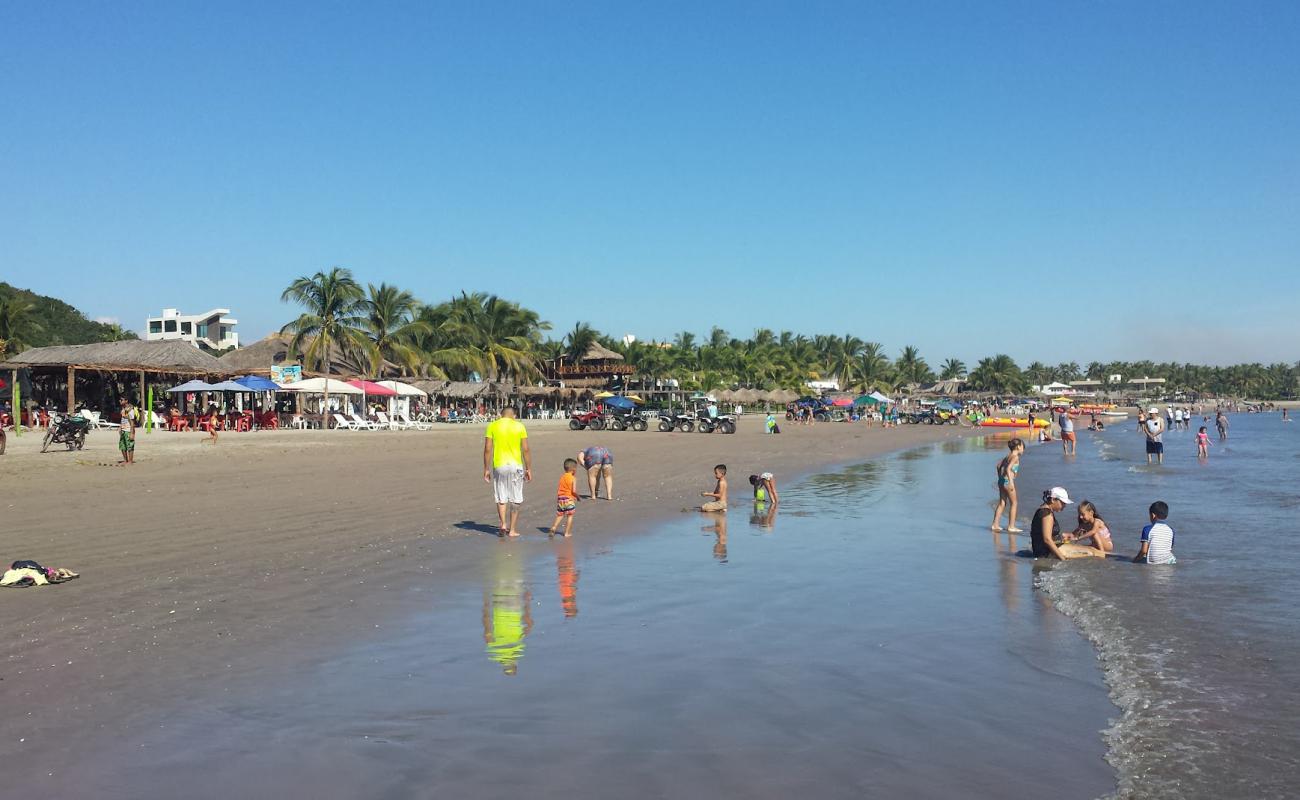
276, 269, 1300, 400
0, 282, 138, 357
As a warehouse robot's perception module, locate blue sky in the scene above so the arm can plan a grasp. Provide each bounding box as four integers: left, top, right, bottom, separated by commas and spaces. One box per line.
3, 1, 1297, 366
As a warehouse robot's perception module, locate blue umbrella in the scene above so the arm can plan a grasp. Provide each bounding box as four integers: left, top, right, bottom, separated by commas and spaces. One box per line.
235, 375, 282, 391
604, 395, 636, 409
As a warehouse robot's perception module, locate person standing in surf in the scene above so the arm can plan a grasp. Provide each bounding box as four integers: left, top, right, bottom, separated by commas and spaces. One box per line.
1144, 407, 1165, 465
1058, 407, 1077, 456
991, 438, 1025, 532
1216, 409, 1230, 441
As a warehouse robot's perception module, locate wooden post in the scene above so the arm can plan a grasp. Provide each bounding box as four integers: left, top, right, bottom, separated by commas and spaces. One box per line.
67, 366, 76, 413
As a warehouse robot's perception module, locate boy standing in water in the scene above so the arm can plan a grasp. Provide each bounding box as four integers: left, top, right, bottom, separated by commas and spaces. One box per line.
549, 458, 580, 537
1144, 407, 1165, 465
699, 464, 728, 512
1134, 501, 1177, 564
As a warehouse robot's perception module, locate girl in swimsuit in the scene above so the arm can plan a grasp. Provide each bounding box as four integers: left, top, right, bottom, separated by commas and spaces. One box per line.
1067, 500, 1113, 553
991, 438, 1025, 532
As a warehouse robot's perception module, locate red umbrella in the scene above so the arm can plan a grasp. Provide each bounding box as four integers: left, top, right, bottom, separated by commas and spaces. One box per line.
831, 397, 853, 407
347, 380, 398, 396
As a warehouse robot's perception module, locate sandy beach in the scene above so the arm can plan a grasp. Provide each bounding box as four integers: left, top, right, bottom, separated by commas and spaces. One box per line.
1, 416, 977, 785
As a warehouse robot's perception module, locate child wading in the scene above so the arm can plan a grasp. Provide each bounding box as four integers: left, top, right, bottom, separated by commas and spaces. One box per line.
549, 458, 580, 537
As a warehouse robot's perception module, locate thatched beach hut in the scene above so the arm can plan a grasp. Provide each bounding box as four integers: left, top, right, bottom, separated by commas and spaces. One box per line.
1, 340, 224, 414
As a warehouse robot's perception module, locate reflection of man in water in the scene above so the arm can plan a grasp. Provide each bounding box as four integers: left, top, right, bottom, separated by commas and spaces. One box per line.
704, 513, 728, 562
483, 551, 532, 676
555, 537, 580, 619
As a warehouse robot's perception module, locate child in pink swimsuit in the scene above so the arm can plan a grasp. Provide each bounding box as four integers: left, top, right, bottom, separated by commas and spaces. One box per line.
1197, 426, 1211, 459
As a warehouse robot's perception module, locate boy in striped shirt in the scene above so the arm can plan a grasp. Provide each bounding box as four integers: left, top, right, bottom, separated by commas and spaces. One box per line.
1134, 500, 1177, 564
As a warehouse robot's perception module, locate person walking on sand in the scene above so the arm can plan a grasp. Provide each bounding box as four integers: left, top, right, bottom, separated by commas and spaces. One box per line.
991, 438, 1025, 532
549, 458, 580, 537
117, 397, 138, 465
483, 406, 532, 537
1143, 406, 1165, 465
577, 445, 614, 500
699, 464, 728, 512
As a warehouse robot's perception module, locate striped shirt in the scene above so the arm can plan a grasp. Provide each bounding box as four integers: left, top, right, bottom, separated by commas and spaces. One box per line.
1140, 521, 1177, 564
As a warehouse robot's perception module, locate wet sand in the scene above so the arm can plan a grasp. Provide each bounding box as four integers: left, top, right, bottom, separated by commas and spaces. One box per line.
0, 417, 985, 790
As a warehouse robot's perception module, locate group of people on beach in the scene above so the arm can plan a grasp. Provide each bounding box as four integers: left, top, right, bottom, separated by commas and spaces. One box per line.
991, 437, 1176, 564
482, 406, 779, 539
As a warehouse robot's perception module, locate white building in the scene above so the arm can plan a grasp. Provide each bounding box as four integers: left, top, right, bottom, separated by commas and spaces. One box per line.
145, 308, 238, 350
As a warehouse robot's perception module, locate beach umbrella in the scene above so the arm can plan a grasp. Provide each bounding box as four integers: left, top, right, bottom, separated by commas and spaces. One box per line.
347, 380, 398, 397
604, 395, 636, 410
869, 390, 891, 404
852, 395, 878, 407
624, 395, 645, 404
593, 391, 616, 399
376, 380, 428, 398
235, 375, 282, 391
831, 396, 854, 407
167, 379, 215, 393
278, 377, 364, 395
208, 380, 251, 392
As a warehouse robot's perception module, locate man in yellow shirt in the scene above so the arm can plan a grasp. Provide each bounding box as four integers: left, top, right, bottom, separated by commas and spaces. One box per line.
483, 406, 532, 537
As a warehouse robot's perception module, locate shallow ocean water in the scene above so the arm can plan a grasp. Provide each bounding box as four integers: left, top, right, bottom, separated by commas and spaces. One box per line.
1030, 412, 1300, 799
45, 438, 1118, 800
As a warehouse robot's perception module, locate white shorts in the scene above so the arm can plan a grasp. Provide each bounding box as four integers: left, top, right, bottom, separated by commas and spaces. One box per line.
492, 466, 525, 505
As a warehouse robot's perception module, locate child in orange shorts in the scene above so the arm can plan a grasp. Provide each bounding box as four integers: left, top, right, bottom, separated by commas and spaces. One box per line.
549, 458, 580, 537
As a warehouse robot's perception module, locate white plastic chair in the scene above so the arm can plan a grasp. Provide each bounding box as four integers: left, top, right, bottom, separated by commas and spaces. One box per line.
332, 413, 361, 431
347, 413, 381, 431
399, 412, 431, 431
376, 411, 406, 430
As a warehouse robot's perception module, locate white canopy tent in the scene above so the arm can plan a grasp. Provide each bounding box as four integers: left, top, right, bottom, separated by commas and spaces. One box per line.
277, 377, 366, 417
376, 380, 428, 418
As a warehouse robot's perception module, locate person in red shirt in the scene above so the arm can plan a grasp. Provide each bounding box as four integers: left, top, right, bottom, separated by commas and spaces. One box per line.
549, 458, 580, 537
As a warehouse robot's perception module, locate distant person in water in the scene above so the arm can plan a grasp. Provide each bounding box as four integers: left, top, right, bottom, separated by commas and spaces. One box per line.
1031, 487, 1105, 560
991, 438, 1025, 532
1144, 407, 1165, 465
1134, 501, 1177, 564
1216, 410, 1229, 441
1196, 426, 1211, 459
1066, 500, 1113, 554
1058, 407, 1077, 455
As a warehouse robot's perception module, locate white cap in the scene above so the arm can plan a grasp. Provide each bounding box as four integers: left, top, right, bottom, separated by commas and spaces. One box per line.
1149, 407, 1159, 414
1049, 486, 1073, 505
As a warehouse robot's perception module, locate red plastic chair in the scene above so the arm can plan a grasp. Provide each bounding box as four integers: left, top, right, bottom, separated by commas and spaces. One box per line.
234, 413, 252, 432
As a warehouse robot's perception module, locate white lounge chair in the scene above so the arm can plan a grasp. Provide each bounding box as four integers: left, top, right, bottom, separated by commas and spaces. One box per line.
376, 411, 406, 431
78, 409, 118, 429
332, 413, 362, 431
399, 412, 431, 431
347, 413, 381, 431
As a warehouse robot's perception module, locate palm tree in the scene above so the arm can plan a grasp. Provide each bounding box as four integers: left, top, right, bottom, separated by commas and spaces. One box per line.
826, 334, 866, 391
563, 322, 599, 364
432, 292, 550, 381
361, 283, 428, 376
856, 342, 893, 393
0, 297, 39, 356
281, 267, 369, 422
98, 323, 137, 342
968, 354, 1026, 394
939, 358, 966, 380
894, 345, 932, 387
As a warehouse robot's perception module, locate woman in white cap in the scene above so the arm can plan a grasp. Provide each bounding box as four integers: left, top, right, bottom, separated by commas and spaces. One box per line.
1031, 487, 1105, 560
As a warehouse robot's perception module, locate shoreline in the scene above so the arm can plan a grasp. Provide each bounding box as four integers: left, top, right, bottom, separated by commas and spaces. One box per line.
1, 416, 980, 782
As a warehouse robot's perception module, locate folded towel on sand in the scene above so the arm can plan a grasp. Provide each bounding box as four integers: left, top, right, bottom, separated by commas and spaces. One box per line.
1, 565, 79, 588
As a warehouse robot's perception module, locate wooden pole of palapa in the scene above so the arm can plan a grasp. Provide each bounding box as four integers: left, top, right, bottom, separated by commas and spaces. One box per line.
67, 366, 76, 413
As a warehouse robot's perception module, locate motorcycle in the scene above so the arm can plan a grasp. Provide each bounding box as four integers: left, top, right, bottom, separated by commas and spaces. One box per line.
42, 412, 90, 453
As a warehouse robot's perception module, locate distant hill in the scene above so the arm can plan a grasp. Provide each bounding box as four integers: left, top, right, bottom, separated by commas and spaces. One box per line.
0, 281, 137, 350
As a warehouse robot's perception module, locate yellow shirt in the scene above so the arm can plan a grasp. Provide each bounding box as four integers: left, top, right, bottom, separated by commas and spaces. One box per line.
485, 417, 528, 469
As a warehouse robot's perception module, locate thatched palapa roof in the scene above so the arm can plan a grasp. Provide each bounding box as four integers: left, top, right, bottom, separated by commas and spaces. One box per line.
581, 342, 624, 362
1, 340, 224, 376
